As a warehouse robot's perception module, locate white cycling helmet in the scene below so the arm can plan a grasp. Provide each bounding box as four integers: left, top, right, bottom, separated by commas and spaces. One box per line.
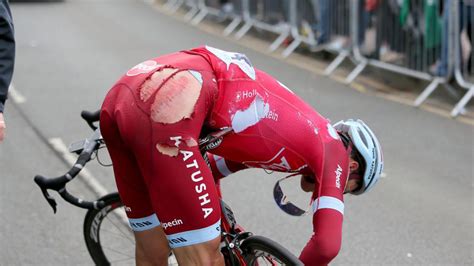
333, 119, 384, 195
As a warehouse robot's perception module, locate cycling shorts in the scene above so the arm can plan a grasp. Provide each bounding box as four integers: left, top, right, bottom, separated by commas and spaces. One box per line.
100, 53, 221, 248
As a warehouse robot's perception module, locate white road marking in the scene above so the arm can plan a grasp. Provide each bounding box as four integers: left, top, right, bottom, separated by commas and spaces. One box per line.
8, 84, 27, 104
48, 137, 108, 196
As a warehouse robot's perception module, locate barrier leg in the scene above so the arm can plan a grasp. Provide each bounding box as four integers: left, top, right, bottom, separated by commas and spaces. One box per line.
451, 86, 473, 117
269, 31, 290, 52
224, 17, 242, 36
235, 21, 253, 39
184, 5, 200, 21
282, 38, 302, 57
164, 0, 179, 10
442, 83, 461, 99
191, 8, 208, 25
345, 60, 368, 84
168, 0, 185, 13
324, 51, 349, 76
414, 78, 443, 107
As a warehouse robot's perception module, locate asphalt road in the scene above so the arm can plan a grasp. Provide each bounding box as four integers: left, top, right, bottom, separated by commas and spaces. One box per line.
1, 0, 473, 265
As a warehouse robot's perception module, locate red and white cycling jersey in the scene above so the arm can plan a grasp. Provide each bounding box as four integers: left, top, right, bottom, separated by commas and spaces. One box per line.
190, 46, 350, 265
101, 46, 350, 265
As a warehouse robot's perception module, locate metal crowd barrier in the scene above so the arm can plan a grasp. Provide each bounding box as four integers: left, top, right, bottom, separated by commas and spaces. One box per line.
346, 0, 454, 108
161, 0, 472, 117
282, 0, 354, 61
280, 0, 316, 58
164, 0, 240, 26
231, 0, 292, 52
451, 0, 474, 117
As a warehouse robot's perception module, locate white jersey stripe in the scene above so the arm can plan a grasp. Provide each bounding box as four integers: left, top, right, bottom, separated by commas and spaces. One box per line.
166, 220, 221, 248
129, 214, 161, 231
312, 196, 344, 215
213, 155, 232, 177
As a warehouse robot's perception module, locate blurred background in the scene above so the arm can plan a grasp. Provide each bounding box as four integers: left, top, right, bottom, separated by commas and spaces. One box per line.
1, 0, 472, 265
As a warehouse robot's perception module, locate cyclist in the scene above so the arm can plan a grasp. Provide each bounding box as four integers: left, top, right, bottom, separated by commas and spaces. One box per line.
100, 46, 384, 265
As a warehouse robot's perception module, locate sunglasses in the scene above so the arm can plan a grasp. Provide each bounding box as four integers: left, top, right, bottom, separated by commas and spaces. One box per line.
273, 177, 308, 216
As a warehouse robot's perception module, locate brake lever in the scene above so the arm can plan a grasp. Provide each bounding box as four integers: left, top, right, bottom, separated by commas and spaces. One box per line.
38, 186, 58, 214
34, 173, 67, 214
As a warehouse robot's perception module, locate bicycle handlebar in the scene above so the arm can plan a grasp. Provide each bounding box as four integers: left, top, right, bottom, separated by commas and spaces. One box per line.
35, 109, 234, 214
34, 128, 105, 213
34, 174, 104, 213
81, 110, 100, 130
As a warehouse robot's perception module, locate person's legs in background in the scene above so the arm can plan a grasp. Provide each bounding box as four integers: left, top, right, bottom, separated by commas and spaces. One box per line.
433, 0, 450, 77
315, 0, 330, 44
461, 1, 473, 73
220, 0, 233, 14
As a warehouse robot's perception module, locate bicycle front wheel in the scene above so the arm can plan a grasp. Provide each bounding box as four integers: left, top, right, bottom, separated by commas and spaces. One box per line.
240, 235, 303, 266
83, 193, 135, 265
83, 193, 180, 266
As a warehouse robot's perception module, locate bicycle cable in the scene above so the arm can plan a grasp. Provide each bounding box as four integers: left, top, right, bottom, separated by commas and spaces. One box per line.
96, 146, 113, 167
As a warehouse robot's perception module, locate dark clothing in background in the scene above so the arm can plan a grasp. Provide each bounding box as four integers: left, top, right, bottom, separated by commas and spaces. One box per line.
0, 0, 15, 113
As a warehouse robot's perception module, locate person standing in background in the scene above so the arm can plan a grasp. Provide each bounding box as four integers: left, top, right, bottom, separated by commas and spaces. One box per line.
220, 0, 233, 14
0, 0, 15, 143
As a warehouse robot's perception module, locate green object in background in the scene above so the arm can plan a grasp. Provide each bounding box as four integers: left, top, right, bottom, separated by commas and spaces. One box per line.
424, 0, 442, 49
400, 0, 442, 49
400, 0, 409, 26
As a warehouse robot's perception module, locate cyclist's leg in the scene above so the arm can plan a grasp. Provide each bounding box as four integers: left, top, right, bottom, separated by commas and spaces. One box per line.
100, 87, 170, 265
141, 69, 223, 265
104, 68, 223, 265
145, 142, 223, 265
134, 227, 170, 266
172, 237, 222, 265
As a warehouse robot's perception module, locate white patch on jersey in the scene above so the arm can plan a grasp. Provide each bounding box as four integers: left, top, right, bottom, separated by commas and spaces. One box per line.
188, 70, 203, 84
277, 80, 294, 94
231, 95, 269, 133
205, 46, 256, 80
327, 123, 340, 140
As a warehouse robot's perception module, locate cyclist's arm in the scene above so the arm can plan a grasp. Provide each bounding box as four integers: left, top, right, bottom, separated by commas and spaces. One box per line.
206, 153, 248, 180
299, 188, 344, 265
301, 175, 315, 192
299, 141, 348, 265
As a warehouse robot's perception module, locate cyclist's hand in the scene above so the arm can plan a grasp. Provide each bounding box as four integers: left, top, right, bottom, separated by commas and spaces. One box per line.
300, 175, 315, 192
0, 112, 5, 143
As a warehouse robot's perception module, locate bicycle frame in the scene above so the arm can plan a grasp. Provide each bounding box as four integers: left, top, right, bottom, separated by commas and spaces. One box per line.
216, 181, 250, 265
35, 110, 291, 265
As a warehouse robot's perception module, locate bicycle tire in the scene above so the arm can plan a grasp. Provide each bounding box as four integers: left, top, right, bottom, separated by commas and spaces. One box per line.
83, 193, 133, 265
83, 193, 180, 266
240, 235, 303, 266
83, 193, 301, 265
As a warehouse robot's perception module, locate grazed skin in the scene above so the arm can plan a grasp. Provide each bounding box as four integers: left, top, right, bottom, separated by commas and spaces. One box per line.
140, 68, 178, 102
150, 71, 201, 124
142, 69, 202, 156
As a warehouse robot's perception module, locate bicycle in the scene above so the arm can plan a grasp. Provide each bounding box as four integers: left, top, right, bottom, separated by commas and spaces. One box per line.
34, 110, 303, 266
